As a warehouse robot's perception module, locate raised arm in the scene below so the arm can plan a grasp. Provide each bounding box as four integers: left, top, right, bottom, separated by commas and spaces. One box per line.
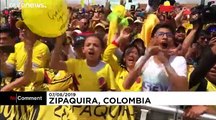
49, 34, 67, 71
159, 54, 188, 91
189, 38, 216, 88
103, 28, 130, 73
1, 38, 34, 91
180, 24, 199, 56
174, 8, 184, 28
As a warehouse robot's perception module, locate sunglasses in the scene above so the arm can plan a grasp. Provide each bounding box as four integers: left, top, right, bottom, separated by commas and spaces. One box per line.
155, 32, 173, 38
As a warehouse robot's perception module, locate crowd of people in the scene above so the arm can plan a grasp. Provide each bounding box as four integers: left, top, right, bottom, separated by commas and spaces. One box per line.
1, 0, 216, 120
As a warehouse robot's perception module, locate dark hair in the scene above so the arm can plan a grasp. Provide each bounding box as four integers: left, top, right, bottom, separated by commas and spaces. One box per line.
85, 34, 105, 49
119, 44, 141, 69
176, 26, 186, 33
0, 25, 14, 38
129, 38, 146, 55
74, 35, 86, 48
151, 23, 176, 37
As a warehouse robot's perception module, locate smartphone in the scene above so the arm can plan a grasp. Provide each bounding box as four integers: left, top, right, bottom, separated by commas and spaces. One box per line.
0, 45, 15, 54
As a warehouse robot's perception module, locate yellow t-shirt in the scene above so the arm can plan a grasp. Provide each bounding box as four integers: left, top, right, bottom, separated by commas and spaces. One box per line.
0, 68, 74, 120
106, 69, 142, 120
29, 69, 74, 120
6, 40, 50, 91
6, 40, 50, 71
103, 43, 142, 120
65, 59, 115, 91
115, 69, 142, 92
27, 68, 73, 91
65, 58, 116, 120
188, 65, 216, 91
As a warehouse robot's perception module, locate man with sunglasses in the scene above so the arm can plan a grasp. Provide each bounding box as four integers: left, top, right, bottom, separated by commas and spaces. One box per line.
125, 23, 188, 119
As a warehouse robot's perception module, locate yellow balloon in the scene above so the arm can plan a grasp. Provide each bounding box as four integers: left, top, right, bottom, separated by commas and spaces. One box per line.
164, 1, 171, 6
21, 0, 69, 37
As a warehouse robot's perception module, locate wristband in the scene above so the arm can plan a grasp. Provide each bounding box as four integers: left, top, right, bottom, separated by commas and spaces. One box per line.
112, 40, 119, 47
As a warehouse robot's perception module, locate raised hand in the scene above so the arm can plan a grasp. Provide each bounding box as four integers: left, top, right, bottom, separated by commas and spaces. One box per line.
119, 27, 131, 40
184, 106, 208, 119
157, 51, 169, 64
146, 46, 162, 56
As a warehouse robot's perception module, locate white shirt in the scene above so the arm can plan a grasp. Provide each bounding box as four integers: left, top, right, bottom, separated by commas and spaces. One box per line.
141, 56, 187, 91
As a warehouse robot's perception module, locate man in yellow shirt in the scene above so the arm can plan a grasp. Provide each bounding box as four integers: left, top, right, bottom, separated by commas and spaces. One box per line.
8, 20, 50, 70
1, 20, 50, 89
0, 20, 50, 120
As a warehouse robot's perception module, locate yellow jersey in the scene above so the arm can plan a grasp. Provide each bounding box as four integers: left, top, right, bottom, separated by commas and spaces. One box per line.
103, 44, 142, 120
6, 40, 50, 71
0, 68, 73, 120
65, 58, 116, 120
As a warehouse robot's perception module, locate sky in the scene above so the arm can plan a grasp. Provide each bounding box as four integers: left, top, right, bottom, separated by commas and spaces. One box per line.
1, 0, 215, 10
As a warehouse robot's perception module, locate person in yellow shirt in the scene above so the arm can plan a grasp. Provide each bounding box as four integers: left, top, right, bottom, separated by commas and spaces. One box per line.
50, 34, 116, 120
0, 20, 50, 120
184, 39, 216, 119
8, 20, 50, 70
1, 37, 74, 120
103, 28, 145, 120
0, 20, 50, 83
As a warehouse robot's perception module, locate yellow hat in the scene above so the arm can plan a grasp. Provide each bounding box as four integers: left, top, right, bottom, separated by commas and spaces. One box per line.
94, 23, 106, 30
21, 0, 69, 37
126, 17, 134, 22
134, 19, 143, 24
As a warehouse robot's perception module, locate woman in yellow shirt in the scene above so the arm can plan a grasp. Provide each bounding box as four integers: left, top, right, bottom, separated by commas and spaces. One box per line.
103, 28, 145, 120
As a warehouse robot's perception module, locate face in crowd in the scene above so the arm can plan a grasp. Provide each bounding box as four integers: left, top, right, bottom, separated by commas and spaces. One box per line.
175, 27, 186, 44
197, 35, 208, 47
80, 18, 89, 32
0, 27, 14, 46
82, 35, 104, 66
152, 24, 175, 49
17, 22, 38, 42
123, 45, 140, 69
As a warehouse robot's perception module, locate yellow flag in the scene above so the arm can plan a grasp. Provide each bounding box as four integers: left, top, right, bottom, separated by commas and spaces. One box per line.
107, 5, 126, 45
140, 14, 159, 47
81, 0, 85, 8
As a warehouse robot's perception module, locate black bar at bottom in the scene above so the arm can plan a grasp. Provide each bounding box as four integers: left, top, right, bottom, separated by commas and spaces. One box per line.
0, 92, 46, 105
